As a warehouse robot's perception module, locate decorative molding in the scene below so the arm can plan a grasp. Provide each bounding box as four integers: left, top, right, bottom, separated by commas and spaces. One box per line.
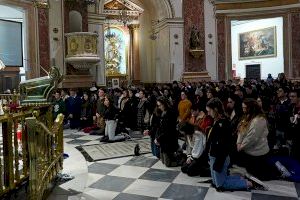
88, 13, 107, 24
152, 18, 184, 33
217, 4, 300, 15
104, 0, 144, 12
166, 0, 175, 18
33, 0, 49, 9
103, 0, 144, 16
213, 0, 298, 10
182, 71, 211, 82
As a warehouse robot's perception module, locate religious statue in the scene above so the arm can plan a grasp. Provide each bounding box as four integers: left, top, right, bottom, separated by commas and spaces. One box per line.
190, 26, 201, 50
105, 35, 122, 75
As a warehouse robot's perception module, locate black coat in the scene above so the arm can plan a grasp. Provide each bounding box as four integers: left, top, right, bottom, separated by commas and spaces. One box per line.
103, 105, 118, 120
156, 109, 178, 153
149, 113, 161, 140
206, 118, 232, 172
66, 96, 82, 118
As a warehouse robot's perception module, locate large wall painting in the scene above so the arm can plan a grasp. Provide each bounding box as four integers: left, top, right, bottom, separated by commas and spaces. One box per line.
239, 26, 277, 60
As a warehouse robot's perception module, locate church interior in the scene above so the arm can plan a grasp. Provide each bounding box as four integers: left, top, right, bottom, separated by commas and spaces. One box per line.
1, 0, 300, 199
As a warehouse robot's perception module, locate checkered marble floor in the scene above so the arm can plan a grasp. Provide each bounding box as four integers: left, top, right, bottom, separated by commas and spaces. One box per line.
47, 129, 300, 200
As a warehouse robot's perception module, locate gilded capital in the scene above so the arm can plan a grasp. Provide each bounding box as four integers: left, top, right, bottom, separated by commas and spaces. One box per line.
128, 24, 140, 31
33, 0, 49, 9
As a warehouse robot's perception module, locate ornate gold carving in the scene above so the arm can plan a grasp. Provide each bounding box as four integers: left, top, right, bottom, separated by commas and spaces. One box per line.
69, 38, 79, 55
33, 0, 49, 9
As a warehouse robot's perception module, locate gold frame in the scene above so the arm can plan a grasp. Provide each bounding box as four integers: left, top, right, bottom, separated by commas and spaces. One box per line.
238, 26, 277, 60
104, 25, 129, 76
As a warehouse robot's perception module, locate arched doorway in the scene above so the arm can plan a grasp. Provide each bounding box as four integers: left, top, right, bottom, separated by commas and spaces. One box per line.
0, 1, 39, 92
95, 0, 183, 84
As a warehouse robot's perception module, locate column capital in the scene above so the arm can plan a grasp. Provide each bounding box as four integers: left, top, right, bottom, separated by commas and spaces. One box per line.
127, 24, 140, 31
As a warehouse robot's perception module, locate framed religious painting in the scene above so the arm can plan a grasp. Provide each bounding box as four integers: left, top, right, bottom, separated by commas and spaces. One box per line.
239, 26, 277, 60
112, 78, 119, 88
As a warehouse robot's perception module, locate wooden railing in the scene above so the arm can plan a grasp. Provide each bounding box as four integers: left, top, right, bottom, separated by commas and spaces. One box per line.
0, 102, 64, 199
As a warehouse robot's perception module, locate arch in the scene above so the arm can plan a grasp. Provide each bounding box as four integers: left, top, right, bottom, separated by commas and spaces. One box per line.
69, 10, 82, 32
98, 0, 175, 18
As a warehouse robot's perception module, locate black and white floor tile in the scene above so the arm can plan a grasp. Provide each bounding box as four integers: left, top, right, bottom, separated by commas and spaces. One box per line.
47, 129, 300, 200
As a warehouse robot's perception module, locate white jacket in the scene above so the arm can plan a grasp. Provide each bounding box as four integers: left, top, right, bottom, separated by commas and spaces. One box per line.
186, 130, 206, 159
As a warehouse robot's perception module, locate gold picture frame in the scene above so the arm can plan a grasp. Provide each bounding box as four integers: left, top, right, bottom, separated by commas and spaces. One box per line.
239, 26, 277, 60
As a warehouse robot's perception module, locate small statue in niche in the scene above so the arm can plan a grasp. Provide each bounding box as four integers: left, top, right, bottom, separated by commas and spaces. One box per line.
190, 26, 201, 49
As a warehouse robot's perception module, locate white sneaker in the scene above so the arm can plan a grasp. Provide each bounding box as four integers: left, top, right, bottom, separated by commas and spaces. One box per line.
245, 173, 269, 191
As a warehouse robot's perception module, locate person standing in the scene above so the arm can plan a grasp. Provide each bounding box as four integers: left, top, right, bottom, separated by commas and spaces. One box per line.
136, 90, 150, 133
155, 97, 178, 167
52, 91, 65, 120
66, 89, 82, 129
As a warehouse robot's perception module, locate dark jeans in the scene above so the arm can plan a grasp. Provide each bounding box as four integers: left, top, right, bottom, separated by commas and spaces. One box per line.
151, 139, 160, 158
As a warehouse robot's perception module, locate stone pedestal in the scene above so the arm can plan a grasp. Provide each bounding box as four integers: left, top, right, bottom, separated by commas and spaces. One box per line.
182, 71, 211, 82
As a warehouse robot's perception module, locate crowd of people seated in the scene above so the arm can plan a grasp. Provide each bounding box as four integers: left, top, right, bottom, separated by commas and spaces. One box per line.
51, 72, 300, 191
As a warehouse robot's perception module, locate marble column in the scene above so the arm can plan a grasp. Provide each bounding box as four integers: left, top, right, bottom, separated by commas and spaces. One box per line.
48, 0, 65, 75
183, 0, 206, 72
88, 14, 106, 86
291, 12, 300, 78
182, 0, 210, 82
216, 15, 226, 81
128, 24, 141, 82
38, 8, 50, 76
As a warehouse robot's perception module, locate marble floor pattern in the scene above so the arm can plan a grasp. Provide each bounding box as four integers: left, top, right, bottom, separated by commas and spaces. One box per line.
47, 129, 300, 200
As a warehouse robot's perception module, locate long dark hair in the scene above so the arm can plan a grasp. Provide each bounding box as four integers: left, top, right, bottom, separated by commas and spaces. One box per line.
206, 98, 226, 119
238, 98, 264, 134
228, 94, 243, 116
156, 97, 170, 111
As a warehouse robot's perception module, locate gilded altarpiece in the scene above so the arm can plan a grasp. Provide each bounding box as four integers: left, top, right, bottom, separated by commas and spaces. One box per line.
104, 27, 128, 87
